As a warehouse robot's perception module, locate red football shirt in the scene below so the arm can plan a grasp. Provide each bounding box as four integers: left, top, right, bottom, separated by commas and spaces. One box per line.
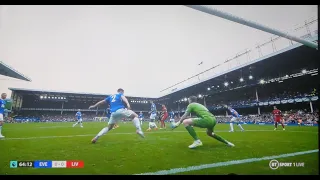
272, 109, 282, 120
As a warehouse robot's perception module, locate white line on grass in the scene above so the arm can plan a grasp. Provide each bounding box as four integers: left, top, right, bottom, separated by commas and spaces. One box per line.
1, 129, 317, 140
134, 149, 319, 175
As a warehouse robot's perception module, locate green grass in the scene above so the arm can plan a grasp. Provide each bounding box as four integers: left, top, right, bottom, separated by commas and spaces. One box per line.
0, 122, 318, 175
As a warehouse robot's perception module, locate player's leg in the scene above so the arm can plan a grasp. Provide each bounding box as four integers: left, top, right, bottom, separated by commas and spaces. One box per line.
79, 119, 83, 127
182, 118, 202, 148
148, 113, 157, 130
280, 119, 285, 130
91, 114, 118, 143
229, 117, 236, 132
163, 114, 168, 128
274, 119, 279, 130
148, 121, 152, 130
160, 117, 166, 129
236, 121, 244, 131
125, 110, 144, 138
201, 117, 234, 147
92, 123, 115, 143
72, 119, 79, 127
0, 114, 4, 138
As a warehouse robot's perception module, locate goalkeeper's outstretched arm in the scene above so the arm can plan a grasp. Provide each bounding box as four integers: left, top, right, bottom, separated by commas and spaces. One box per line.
173, 111, 190, 128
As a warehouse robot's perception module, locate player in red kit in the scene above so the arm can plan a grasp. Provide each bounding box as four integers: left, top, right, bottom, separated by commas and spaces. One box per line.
160, 104, 168, 129
272, 106, 285, 130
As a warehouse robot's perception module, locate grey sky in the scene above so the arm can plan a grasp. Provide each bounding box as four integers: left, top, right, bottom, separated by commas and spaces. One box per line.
0, 5, 317, 98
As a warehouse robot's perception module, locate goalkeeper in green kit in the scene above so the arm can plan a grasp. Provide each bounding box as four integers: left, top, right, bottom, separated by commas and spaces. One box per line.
172, 96, 235, 149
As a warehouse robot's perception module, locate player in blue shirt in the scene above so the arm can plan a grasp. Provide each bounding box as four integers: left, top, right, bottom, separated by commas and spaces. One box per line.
225, 105, 244, 132
73, 109, 83, 128
147, 101, 158, 131
0, 93, 7, 138
169, 110, 175, 123
89, 88, 144, 143
138, 111, 144, 125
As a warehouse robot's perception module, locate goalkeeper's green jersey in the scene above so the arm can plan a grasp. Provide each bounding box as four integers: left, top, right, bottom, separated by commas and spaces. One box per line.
185, 103, 214, 119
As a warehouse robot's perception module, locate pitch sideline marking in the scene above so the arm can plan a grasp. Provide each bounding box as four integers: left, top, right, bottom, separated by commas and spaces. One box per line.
1, 129, 317, 140
135, 149, 319, 175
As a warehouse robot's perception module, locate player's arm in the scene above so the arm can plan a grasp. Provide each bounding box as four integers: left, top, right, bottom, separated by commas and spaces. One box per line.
173, 105, 192, 128
121, 95, 131, 110
89, 99, 106, 109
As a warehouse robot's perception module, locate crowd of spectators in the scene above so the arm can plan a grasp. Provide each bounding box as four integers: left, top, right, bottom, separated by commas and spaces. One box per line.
5, 108, 318, 125
215, 109, 318, 125
180, 88, 317, 110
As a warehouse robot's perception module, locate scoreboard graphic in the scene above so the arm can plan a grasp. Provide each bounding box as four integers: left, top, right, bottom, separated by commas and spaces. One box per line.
10, 160, 84, 168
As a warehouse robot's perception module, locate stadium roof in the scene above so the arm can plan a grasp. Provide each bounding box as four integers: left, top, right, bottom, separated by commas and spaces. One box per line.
8, 87, 157, 100
0, 61, 32, 81
160, 35, 318, 98
159, 39, 318, 102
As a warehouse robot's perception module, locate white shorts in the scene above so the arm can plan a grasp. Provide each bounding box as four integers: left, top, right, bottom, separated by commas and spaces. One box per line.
150, 113, 156, 120
169, 118, 175, 122
230, 117, 238, 122
149, 122, 157, 128
108, 109, 134, 125
0, 114, 3, 121
77, 118, 82, 122
139, 118, 143, 121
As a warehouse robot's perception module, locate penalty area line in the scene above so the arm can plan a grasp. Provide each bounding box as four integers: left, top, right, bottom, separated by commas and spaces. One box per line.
135, 149, 319, 175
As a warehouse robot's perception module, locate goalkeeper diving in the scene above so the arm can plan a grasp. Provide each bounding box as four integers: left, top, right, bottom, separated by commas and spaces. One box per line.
171, 96, 235, 149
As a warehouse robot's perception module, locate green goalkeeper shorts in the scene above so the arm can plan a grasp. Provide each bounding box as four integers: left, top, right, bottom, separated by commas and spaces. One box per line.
192, 116, 217, 131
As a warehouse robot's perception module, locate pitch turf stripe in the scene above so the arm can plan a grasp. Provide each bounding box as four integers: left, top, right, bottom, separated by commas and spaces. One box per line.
135, 149, 319, 175
1, 130, 317, 140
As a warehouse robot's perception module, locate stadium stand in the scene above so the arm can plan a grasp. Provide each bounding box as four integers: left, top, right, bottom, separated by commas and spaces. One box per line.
7, 88, 160, 122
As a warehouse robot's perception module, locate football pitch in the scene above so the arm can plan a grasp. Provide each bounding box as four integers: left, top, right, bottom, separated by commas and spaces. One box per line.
0, 122, 318, 175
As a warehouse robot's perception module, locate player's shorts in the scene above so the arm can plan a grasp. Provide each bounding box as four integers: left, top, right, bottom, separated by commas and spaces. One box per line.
108, 108, 134, 125
150, 113, 156, 120
0, 113, 3, 121
77, 118, 82, 122
149, 122, 157, 128
192, 116, 217, 131
230, 117, 238, 122
139, 118, 143, 121
274, 118, 281, 123
161, 113, 168, 121
169, 118, 175, 123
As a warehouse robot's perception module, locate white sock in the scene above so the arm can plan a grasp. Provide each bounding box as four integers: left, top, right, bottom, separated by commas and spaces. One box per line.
148, 122, 152, 128
133, 117, 142, 131
229, 123, 234, 131
80, 122, 83, 126
0, 125, 2, 135
238, 124, 244, 130
96, 127, 109, 139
